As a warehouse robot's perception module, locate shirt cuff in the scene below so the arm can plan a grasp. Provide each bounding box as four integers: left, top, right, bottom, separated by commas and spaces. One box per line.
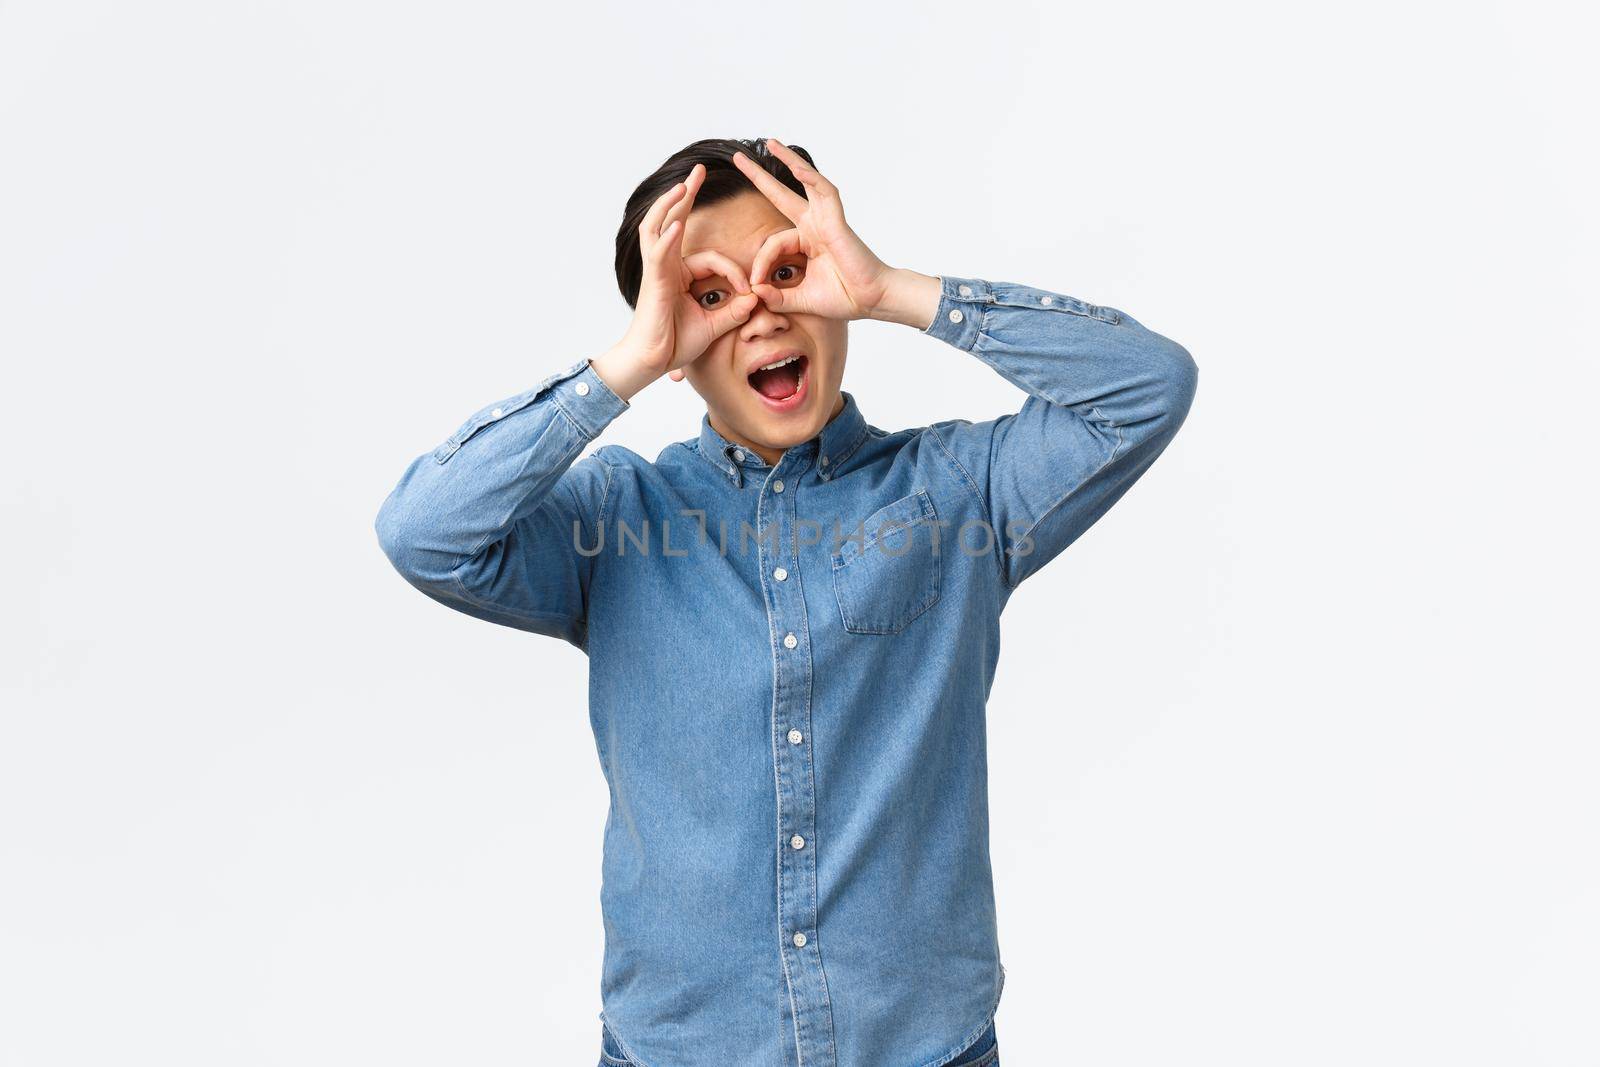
551, 356, 630, 438
920, 275, 991, 351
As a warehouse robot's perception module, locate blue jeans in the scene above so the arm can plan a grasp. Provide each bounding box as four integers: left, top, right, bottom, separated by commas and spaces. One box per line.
598, 1017, 999, 1066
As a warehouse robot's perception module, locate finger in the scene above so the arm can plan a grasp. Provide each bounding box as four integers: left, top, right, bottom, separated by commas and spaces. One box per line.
682, 249, 751, 293
730, 149, 808, 223
762, 137, 839, 203
650, 218, 684, 265
639, 181, 687, 257
748, 226, 801, 287
763, 138, 850, 235
662, 163, 705, 234
705, 291, 761, 338
750, 280, 793, 314
639, 218, 683, 296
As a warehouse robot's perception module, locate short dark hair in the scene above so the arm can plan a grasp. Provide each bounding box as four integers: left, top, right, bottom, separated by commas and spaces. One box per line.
614, 137, 816, 309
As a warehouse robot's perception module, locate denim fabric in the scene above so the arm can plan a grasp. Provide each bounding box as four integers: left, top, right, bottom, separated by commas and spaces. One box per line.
600, 1018, 998, 1066
376, 275, 1197, 1067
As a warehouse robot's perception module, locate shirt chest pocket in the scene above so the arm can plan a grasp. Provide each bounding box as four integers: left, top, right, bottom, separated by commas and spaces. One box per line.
830, 488, 943, 635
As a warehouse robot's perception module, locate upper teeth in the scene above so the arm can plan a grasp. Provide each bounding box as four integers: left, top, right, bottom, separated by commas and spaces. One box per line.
757, 354, 800, 372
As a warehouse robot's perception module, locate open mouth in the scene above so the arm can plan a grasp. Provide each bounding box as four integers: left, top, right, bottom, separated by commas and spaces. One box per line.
747, 352, 809, 409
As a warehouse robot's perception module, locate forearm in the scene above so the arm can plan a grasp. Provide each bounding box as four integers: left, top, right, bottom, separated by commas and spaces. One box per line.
919, 274, 1197, 449
915, 273, 1198, 588
866, 267, 943, 330
590, 342, 664, 403
374, 356, 627, 588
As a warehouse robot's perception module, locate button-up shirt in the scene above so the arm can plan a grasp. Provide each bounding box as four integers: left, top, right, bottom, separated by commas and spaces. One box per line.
375, 275, 1198, 1067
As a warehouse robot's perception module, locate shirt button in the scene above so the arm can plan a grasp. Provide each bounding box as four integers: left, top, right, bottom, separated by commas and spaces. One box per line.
948, 309, 964, 323
575, 381, 591, 396
732, 448, 745, 463
773, 479, 784, 493
788, 728, 803, 744
792, 931, 807, 948
783, 632, 797, 649
1040, 295, 1054, 305
773, 566, 788, 582
958, 284, 973, 297
490, 407, 504, 419
819, 455, 828, 467
790, 834, 805, 850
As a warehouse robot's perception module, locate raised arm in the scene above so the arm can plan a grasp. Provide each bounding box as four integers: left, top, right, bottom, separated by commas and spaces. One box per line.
374, 162, 762, 647
878, 270, 1198, 590
374, 358, 628, 647
725, 141, 1198, 592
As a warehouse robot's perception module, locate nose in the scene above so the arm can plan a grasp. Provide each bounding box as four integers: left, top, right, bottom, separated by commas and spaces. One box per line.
739, 295, 788, 341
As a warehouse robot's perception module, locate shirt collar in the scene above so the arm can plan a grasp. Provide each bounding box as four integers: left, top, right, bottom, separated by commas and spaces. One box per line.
695, 391, 870, 488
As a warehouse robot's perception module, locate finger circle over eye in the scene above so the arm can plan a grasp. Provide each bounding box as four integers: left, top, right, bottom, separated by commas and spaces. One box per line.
749, 227, 801, 287
682, 249, 750, 293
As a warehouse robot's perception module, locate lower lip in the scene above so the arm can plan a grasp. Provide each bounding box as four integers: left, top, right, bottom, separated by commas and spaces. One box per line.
751, 359, 809, 414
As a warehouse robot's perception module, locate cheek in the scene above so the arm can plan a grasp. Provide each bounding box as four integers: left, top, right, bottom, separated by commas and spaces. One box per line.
685, 335, 740, 388
796, 317, 848, 362
822, 324, 849, 378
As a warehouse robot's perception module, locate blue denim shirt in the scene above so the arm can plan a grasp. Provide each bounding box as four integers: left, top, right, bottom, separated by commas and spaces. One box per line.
375, 275, 1197, 1067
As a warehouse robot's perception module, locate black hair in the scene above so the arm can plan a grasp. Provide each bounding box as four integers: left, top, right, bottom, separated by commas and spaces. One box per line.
613, 137, 816, 309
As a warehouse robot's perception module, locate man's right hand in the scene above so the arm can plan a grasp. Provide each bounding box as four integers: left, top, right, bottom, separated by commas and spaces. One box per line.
592, 164, 761, 402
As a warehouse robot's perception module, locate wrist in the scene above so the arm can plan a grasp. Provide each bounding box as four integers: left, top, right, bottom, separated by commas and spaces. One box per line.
867, 267, 942, 329
590, 344, 662, 403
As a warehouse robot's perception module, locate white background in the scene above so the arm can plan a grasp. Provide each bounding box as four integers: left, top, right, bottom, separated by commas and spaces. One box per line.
3, 2, 1596, 1064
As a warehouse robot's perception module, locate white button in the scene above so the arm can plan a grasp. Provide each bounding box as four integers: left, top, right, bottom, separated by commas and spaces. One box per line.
490, 407, 504, 419
773, 567, 788, 581
773, 480, 784, 493
958, 284, 972, 297
819, 455, 828, 466
792, 931, 807, 948
783, 633, 797, 649
948, 309, 964, 323
575, 381, 590, 395
790, 834, 805, 850
788, 728, 803, 744
732, 448, 745, 462
1040, 295, 1053, 306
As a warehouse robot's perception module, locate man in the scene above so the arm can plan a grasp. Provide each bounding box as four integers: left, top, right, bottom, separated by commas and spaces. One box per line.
375, 136, 1198, 1067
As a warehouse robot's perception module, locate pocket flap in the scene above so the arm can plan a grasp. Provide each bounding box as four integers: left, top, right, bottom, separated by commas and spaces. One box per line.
833, 488, 937, 565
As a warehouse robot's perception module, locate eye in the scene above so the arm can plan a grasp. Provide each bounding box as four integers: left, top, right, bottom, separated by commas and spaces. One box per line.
772, 262, 805, 285
697, 289, 728, 309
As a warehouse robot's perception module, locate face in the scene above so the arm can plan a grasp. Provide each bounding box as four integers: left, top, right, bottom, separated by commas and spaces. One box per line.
678, 190, 848, 466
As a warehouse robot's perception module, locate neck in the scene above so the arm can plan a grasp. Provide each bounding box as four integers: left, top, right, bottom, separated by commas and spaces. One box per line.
711, 393, 846, 467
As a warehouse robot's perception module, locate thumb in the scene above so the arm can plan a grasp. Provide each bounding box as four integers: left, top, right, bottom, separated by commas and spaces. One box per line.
707, 291, 761, 337
750, 282, 789, 312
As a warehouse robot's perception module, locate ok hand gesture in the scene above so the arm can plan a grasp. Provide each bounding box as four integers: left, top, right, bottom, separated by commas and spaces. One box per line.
733, 138, 898, 322
604, 163, 764, 397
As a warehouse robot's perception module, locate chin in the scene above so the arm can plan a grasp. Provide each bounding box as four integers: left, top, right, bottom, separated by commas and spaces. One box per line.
748, 377, 842, 446
693, 346, 844, 454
